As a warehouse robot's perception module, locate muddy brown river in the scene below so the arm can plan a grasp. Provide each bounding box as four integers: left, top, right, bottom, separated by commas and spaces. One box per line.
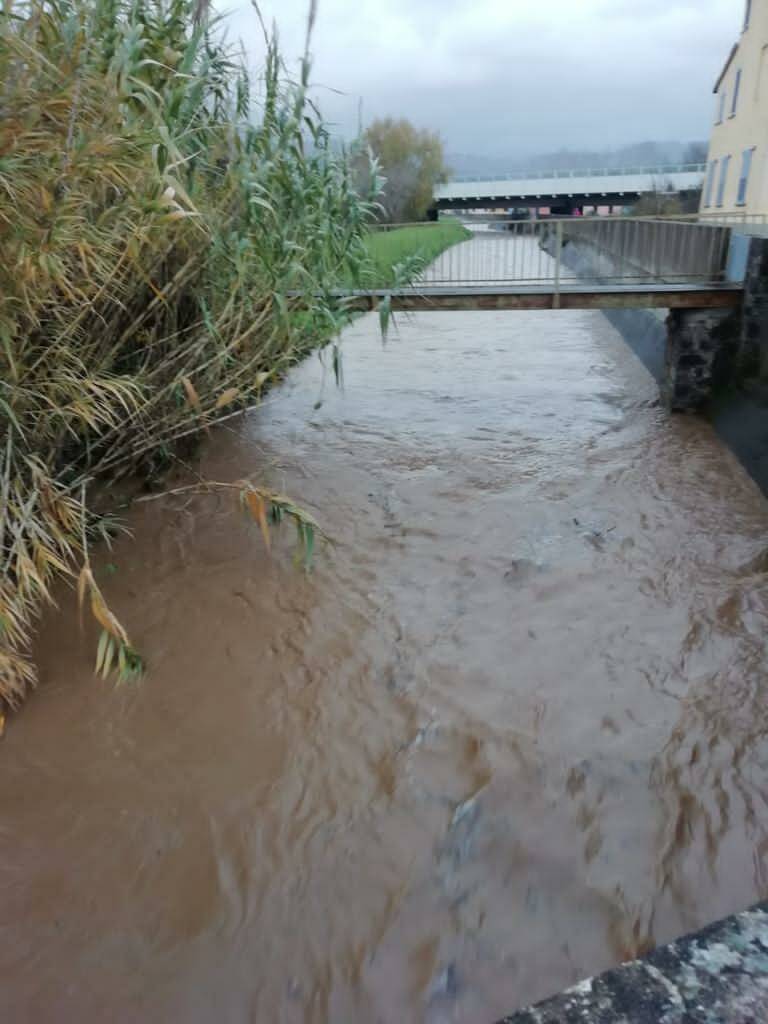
3, 298, 768, 1022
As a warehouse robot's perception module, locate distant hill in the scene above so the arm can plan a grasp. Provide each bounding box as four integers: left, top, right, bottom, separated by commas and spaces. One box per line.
446, 141, 707, 178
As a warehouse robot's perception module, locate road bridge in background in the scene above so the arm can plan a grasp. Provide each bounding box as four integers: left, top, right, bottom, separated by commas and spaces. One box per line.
432, 164, 706, 214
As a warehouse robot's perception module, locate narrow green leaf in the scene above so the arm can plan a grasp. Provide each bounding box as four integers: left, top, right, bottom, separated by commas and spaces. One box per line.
102, 636, 116, 680
96, 629, 109, 675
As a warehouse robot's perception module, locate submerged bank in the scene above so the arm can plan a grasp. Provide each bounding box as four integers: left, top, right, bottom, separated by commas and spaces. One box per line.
3, 284, 768, 1021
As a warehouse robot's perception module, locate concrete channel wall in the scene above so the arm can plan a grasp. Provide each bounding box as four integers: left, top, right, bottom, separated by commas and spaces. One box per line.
555, 235, 668, 380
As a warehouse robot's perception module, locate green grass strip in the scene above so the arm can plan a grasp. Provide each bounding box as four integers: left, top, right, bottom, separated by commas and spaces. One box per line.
361, 221, 471, 288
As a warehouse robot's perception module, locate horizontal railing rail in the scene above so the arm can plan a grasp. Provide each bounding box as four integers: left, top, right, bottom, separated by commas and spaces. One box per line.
442, 164, 706, 185
369, 221, 449, 231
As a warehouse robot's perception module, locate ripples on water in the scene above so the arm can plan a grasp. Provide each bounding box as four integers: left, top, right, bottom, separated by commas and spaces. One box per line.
2, 293, 768, 1022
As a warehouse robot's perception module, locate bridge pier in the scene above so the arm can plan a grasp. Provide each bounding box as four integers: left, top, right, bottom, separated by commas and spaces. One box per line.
664, 308, 739, 412
663, 235, 768, 412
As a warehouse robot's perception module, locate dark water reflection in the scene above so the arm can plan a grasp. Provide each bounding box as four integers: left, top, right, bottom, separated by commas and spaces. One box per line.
2, 305, 768, 1023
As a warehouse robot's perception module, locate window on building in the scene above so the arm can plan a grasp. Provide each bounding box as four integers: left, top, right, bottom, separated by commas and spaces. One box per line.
704, 160, 718, 207
717, 89, 727, 123
731, 69, 742, 115
716, 155, 731, 207
744, 0, 752, 31
737, 147, 755, 205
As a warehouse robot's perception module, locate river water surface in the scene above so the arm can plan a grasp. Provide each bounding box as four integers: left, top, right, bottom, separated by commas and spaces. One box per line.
3, 252, 768, 1022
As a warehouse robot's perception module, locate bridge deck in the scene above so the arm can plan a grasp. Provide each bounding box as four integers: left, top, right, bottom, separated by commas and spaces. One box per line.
332, 283, 743, 313
433, 165, 705, 209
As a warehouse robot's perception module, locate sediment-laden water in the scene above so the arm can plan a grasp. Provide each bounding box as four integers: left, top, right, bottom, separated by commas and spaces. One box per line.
2, 239, 768, 1023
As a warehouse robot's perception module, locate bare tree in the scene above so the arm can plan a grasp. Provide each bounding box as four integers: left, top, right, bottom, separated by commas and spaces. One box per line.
633, 178, 686, 216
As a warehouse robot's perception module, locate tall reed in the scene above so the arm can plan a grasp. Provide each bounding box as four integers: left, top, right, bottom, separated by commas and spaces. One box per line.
0, 0, 378, 701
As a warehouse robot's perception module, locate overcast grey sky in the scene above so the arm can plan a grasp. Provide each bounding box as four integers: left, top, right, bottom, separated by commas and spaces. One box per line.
223, 0, 742, 158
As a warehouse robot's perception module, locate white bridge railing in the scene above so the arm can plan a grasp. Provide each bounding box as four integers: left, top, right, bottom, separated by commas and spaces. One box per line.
405, 218, 732, 291
446, 163, 706, 184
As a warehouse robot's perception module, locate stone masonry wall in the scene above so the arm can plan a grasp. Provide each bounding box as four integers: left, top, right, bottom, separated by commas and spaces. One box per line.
499, 902, 768, 1024
664, 308, 740, 412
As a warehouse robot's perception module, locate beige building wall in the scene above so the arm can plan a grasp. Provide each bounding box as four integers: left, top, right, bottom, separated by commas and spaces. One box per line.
701, 0, 768, 216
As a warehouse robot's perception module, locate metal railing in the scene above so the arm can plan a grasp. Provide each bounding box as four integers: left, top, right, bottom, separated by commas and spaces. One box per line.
638, 211, 768, 224
660, 211, 768, 236
404, 218, 731, 292
444, 163, 706, 184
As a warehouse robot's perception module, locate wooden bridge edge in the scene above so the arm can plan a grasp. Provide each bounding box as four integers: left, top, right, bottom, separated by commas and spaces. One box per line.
339, 290, 742, 313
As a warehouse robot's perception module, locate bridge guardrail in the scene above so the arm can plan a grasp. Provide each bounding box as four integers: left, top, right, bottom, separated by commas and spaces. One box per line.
443, 163, 706, 184
402, 218, 731, 297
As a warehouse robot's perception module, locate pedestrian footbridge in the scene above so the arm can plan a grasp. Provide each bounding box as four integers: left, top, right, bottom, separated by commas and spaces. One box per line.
336, 217, 743, 314
327, 216, 756, 414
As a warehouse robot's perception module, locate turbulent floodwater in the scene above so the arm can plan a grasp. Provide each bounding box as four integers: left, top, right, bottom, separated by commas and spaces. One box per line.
3, 247, 768, 1022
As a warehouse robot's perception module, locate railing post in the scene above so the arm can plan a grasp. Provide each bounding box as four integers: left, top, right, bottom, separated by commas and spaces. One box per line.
553, 220, 563, 308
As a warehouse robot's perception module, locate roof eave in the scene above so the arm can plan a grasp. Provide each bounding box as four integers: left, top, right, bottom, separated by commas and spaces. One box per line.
714, 42, 739, 93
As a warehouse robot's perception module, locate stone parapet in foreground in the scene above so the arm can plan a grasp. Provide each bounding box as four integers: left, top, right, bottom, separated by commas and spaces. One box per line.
500, 903, 768, 1023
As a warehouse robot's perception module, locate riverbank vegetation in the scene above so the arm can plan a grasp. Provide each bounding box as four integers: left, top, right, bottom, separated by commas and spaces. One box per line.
362, 221, 471, 287
0, 0, 381, 703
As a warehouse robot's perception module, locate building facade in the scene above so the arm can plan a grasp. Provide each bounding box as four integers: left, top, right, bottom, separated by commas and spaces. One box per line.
701, 0, 768, 216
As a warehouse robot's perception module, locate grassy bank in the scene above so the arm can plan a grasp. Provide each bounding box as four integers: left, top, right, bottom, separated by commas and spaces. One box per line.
0, 0, 377, 702
362, 221, 471, 287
